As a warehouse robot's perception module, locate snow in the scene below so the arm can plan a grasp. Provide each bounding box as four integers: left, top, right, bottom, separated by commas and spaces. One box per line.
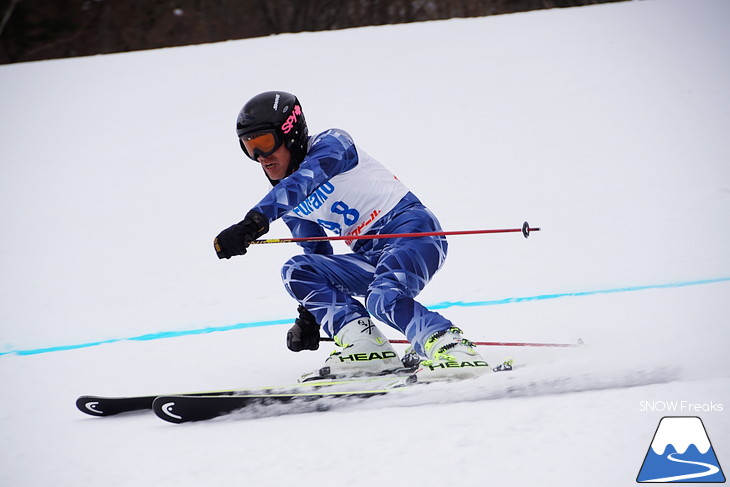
1, 0, 729, 485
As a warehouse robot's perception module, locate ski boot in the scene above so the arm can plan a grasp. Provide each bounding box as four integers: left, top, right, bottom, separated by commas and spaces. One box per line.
415, 326, 491, 382
299, 317, 403, 382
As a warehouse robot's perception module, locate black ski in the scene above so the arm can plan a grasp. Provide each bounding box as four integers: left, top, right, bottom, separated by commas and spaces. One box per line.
75, 390, 268, 417
75, 375, 412, 417
76, 395, 159, 417
79, 361, 514, 421
153, 388, 393, 424
153, 363, 513, 423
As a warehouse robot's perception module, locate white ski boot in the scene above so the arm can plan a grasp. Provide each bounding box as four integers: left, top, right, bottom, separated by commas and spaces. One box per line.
299, 317, 402, 382
415, 326, 491, 381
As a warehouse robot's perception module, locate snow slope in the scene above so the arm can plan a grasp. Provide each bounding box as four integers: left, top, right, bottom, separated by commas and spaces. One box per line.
1, 0, 729, 485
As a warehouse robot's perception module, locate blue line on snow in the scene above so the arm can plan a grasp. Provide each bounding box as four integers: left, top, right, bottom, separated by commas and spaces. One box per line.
2, 277, 728, 357
427, 277, 730, 310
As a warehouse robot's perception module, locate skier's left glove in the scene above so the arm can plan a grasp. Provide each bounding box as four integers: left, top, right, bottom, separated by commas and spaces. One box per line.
214, 210, 269, 259
286, 306, 320, 352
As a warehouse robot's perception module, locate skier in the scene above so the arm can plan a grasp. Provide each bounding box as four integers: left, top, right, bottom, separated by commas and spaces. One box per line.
214, 91, 490, 381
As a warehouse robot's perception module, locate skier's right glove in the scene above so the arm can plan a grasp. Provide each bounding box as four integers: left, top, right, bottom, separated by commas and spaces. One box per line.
214, 210, 269, 259
286, 306, 320, 352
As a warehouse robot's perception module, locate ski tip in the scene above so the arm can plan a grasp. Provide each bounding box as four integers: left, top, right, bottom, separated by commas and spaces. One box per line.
76, 396, 105, 416
152, 395, 236, 424
76, 395, 128, 417
76, 394, 157, 417
152, 396, 186, 424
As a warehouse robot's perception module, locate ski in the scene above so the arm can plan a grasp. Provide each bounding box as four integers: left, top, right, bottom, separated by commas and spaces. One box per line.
75, 375, 413, 417
78, 360, 514, 421
77, 394, 159, 416
152, 360, 515, 424
153, 375, 416, 424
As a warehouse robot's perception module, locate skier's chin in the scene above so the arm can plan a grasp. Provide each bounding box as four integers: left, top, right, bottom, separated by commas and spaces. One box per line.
265, 168, 284, 180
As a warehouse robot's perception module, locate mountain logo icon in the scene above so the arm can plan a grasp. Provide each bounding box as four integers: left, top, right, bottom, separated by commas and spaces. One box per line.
637, 416, 725, 483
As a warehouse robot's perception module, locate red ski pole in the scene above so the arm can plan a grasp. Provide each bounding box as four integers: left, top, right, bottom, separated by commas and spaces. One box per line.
320, 337, 583, 348
251, 221, 540, 245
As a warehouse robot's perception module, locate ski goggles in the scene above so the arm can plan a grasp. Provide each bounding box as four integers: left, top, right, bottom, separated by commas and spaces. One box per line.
240, 130, 283, 160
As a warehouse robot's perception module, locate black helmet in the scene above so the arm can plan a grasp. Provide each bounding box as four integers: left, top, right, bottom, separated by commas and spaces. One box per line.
236, 91, 309, 178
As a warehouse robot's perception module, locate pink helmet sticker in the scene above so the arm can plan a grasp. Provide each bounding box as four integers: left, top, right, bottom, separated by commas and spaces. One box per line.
281, 105, 302, 134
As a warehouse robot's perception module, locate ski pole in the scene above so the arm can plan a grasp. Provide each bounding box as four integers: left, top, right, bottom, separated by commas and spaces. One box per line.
320, 337, 583, 348
251, 221, 540, 245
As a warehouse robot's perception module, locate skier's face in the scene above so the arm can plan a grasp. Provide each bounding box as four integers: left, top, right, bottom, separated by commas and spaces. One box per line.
258, 144, 291, 181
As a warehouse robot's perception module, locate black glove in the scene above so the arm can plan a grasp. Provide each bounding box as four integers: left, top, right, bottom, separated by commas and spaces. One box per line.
286, 306, 321, 352
214, 210, 269, 259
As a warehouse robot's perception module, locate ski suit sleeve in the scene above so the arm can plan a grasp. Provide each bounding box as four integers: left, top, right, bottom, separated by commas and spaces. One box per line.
249, 130, 359, 224
283, 215, 334, 255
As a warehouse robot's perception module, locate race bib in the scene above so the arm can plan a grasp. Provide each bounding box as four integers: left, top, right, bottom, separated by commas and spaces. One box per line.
287, 150, 409, 247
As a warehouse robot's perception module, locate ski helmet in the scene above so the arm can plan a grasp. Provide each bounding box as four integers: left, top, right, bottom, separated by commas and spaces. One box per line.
236, 91, 309, 181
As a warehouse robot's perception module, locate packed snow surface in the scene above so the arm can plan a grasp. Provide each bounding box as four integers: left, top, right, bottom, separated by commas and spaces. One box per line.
1, 0, 728, 485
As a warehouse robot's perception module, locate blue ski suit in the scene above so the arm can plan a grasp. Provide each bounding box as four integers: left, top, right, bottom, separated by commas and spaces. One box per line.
251, 129, 454, 355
